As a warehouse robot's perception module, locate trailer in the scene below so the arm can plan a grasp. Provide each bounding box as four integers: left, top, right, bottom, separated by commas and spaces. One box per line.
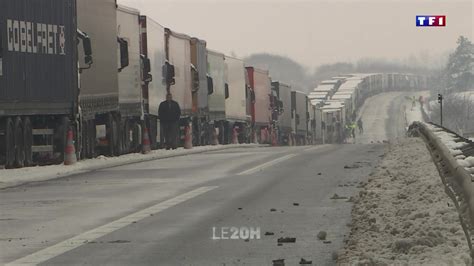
291, 90, 308, 145
271, 82, 292, 145
117, 5, 143, 154
190, 37, 211, 146
165, 28, 194, 145
139, 16, 167, 149
0, 0, 92, 168
246, 67, 271, 144
77, 0, 128, 158
225, 55, 251, 143
207, 50, 227, 144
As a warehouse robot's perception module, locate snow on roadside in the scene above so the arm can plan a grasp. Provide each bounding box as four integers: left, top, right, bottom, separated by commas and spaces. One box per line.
425, 123, 474, 176
337, 138, 471, 265
0, 144, 261, 189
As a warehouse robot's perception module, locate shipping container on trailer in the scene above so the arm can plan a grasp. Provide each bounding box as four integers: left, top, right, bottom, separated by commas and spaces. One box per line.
116, 5, 144, 154
0, 0, 87, 168
271, 81, 292, 145
165, 28, 197, 147
139, 16, 166, 148
165, 28, 192, 117
225, 55, 251, 143
77, 0, 127, 158
207, 50, 227, 144
77, 0, 119, 117
117, 5, 142, 118
246, 67, 271, 144
190, 37, 211, 146
291, 90, 308, 145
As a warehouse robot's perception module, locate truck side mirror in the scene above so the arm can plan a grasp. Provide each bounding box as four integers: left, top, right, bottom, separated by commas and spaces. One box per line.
141, 55, 152, 83
162, 61, 175, 86
207, 75, 214, 95
77, 29, 93, 70
225, 83, 229, 99
250, 89, 256, 102
117, 37, 129, 72
296, 114, 300, 125
191, 65, 199, 93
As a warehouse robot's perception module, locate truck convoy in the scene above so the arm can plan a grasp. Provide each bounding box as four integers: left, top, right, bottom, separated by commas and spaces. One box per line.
0, 0, 428, 168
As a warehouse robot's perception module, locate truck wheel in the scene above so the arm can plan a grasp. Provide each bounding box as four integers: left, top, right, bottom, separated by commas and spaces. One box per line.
81, 120, 89, 159
58, 117, 70, 162
88, 120, 96, 158
113, 118, 120, 156
14, 117, 25, 168
192, 118, 201, 147
23, 117, 33, 166
219, 123, 225, 145
122, 120, 131, 154
4, 118, 15, 169
106, 114, 115, 156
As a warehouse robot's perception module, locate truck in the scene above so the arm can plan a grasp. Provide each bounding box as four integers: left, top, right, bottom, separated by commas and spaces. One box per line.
0, 0, 92, 168
190, 37, 212, 146
116, 5, 143, 154
271, 81, 292, 145
77, 0, 129, 158
139, 16, 167, 149
207, 50, 228, 144
291, 90, 308, 145
165, 28, 194, 146
225, 55, 251, 143
246, 67, 271, 144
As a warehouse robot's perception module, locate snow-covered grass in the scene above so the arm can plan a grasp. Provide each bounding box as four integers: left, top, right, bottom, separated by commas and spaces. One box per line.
0, 144, 262, 189
337, 138, 471, 265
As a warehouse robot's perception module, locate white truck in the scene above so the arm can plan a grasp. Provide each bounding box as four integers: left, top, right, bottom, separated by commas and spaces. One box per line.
225, 55, 251, 143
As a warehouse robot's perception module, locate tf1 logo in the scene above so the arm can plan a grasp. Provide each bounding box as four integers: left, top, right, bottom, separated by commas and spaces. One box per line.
416, 16, 446, 27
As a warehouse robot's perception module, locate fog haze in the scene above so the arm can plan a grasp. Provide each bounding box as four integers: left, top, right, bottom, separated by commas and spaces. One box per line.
117, 0, 473, 68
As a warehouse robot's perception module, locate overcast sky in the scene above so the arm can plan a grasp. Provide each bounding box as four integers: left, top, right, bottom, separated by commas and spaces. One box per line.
117, 0, 473, 69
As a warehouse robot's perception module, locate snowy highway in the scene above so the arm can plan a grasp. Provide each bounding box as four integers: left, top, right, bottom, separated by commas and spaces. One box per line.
355, 91, 428, 144
1, 91, 470, 265
1, 144, 383, 265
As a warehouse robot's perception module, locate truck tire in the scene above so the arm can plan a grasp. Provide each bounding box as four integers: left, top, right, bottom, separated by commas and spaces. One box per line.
192, 117, 202, 146
81, 120, 90, 159
4, 118, 15, 169
23, 117, 33, 166
58, 117, 70, 162
88, 120, 96, 158
14, 117, 25, 168
219, 122, 225, 145
122, 120, 131, 155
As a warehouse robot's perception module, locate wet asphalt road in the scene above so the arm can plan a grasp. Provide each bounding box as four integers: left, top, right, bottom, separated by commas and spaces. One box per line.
1, 144, 384, 266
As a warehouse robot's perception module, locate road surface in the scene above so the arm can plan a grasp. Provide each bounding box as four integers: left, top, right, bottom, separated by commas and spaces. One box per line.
355, 91, 425, 144
0, 144, 383, 265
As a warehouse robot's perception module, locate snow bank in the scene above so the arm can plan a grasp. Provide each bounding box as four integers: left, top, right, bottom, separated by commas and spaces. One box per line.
337, 138, 471, 265
0, 144, 261, 189
428, 125, 474, 176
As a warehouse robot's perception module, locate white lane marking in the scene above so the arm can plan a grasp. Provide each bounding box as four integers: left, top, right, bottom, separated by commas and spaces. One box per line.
303, 145, 329, 152
6, 186, 218, 266
237, 154, 297, 175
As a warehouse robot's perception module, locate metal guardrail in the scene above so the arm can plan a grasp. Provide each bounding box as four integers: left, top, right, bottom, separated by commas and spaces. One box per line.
409, 122, 474, 264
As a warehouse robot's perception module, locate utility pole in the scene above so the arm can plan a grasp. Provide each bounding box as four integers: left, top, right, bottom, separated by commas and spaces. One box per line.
438, 93, 443, 126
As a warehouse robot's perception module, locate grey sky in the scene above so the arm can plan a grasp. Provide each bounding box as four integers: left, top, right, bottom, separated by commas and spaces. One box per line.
117, 0, 473, 69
